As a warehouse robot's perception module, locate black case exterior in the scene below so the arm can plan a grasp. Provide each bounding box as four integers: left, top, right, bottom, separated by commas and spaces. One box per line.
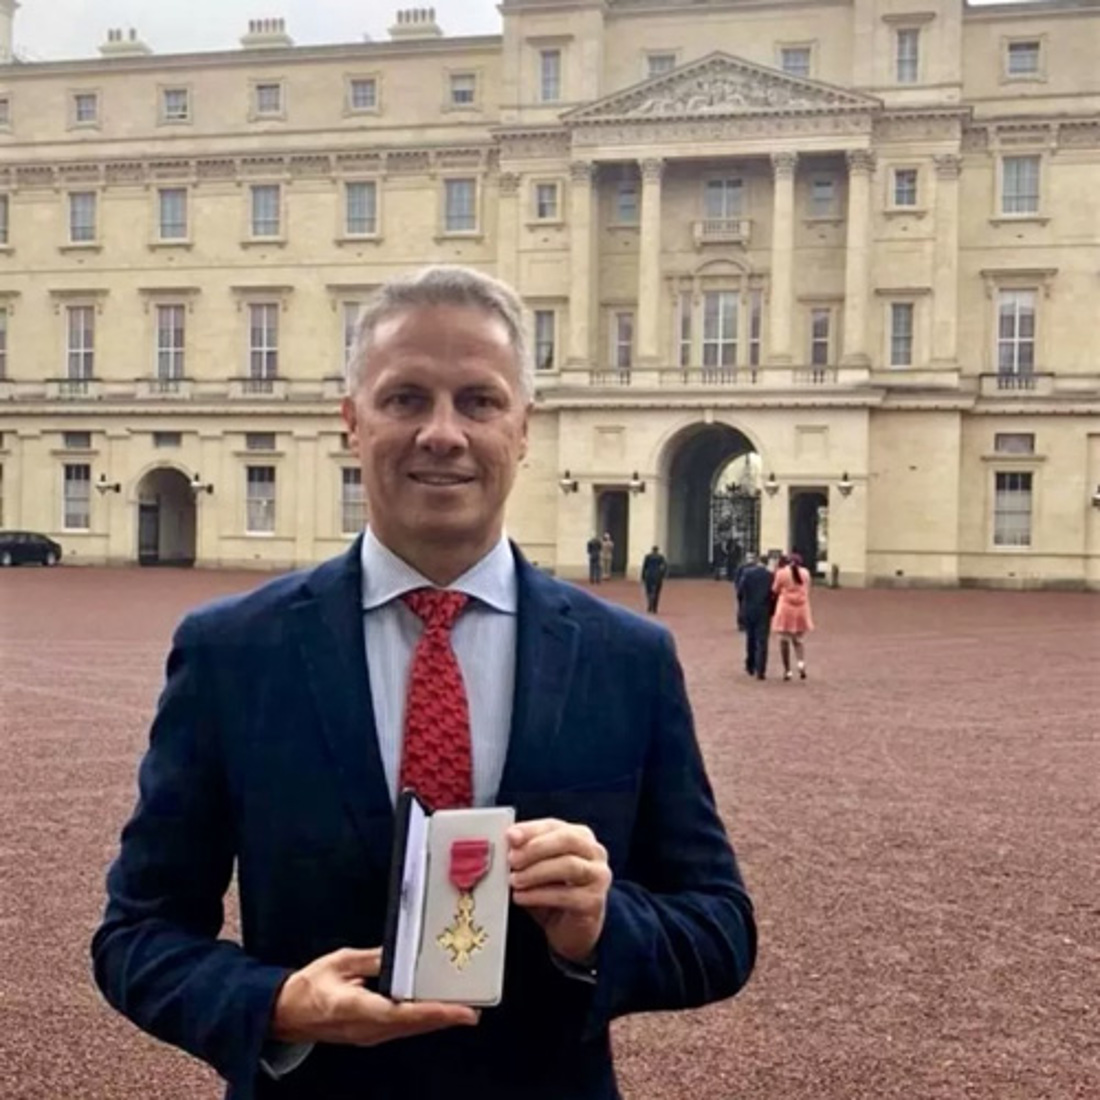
377, 789, 420, 998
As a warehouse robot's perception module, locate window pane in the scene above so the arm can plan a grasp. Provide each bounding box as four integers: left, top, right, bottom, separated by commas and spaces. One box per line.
0, 194, 8, 244
63, 464, 91, 530
896, 29, 919, 83
246, 466, 276, 533
616, 180, 639, 224
249, 304, 278, 378
70, 192, 97, 242
540, 50, 561, 102
811, 179, 834, 217
894, 169, 918, 206
444, 179, 476, 232
341, 467, 365, 534
256, 83, 282, 113
1002, 156, 1039, 215
350, 79, 377, 110
1007, 42, 1040, 75
156, 305, 185, 379
890, 303, 913, 366
251, 185, 280, 236
450, 74, 476, 105
158, 188, 188, 239
163, 88, 189, 121
534, 310, 555, 371
345, 181, 377, 235
780, 48, 811, 78
994, 471, 1032, 547
67, 307, 95, 378
647, 54, 676, 77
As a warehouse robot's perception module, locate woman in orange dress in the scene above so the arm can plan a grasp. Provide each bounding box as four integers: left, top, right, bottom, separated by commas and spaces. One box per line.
771, 552, 814, 681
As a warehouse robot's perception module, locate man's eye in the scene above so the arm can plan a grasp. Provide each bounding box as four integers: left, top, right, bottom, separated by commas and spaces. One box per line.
462, 393, 503, 413
385, 392, 421, 409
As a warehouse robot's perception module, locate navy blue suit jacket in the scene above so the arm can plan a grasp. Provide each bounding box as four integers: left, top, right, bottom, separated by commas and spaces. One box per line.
92, 541, 755, 1100
737, 564, 774, 621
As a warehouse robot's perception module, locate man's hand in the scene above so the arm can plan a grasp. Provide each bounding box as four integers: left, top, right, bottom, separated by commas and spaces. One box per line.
269, 947, 479, 1046
507, 819, 612, 964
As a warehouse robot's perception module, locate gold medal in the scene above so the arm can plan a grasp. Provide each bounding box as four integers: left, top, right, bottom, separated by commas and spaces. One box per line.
438, 838, 492, 971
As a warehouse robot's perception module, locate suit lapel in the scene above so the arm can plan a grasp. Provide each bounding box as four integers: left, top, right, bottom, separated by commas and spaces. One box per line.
290, 538, 393, 864
497, 551, 580, 801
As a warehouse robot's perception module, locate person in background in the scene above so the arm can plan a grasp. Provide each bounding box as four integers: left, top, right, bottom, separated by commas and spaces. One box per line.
586, 534, 602, 584
735, 554, 774, 680
640, 545, 669, 614
599, 531, 614, 582
771, 551, 814, 681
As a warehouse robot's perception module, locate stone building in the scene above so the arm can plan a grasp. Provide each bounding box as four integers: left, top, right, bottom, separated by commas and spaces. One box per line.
0, 0, 1098, 585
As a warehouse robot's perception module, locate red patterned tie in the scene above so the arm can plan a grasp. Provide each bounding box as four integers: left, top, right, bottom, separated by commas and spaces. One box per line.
399, 589, 473, 810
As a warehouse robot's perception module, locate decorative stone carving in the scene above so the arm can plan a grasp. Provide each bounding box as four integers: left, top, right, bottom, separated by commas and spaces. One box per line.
148, 160, 193, 180
640, 157, 664, 183
933, 154, 962, 180
961, 127, 989, 152
1058, 122, 1100, 149
196, 158, 236, 180
289, 154, 332, 178
495, 129, 570, 161
874, 113, 963, 144
105, 161, 146, 185
771, 151, 798, 178
569, 160, 597, 184
59, 163, 103, 184
385, 150, 432, 174
498, 171, 521, 196
846, 150, 876, 175
565, 52, 881, 125
241, 156, 287, 177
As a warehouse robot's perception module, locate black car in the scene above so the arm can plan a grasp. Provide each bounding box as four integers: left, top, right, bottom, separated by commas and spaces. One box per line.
0, 531, 63, 567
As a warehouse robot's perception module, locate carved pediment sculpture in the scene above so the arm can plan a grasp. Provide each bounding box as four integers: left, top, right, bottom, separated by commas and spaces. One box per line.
565, 52, 880, 125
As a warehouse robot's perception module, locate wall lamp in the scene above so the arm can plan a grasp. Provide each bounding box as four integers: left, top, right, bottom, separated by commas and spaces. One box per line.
190, 472, 214, 496
1092, 484, 1100, 509
558, 470, 579, 495
763, 472, 780, 497
95, 473, 121, 495
628, 471, 646, 495
837, 471, 855, 498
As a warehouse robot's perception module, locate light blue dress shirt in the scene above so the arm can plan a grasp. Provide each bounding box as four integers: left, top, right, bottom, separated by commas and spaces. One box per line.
360, 528, 518, 807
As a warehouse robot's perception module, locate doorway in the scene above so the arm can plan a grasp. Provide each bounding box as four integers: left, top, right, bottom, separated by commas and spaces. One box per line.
134, 467, 197, 566
595, 490, 629, 578
789, 489, 828, 577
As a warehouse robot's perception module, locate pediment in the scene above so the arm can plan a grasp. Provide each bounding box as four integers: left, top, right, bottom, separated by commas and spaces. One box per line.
564, 52, 881, 125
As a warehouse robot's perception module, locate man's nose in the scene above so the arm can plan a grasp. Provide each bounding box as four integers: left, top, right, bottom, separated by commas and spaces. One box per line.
416, 399, 466, 453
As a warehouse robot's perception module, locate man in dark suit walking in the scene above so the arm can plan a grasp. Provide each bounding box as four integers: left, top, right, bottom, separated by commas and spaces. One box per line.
640, 545, 668, 613
736, 553, 774, 680
92, 267, 756, 1100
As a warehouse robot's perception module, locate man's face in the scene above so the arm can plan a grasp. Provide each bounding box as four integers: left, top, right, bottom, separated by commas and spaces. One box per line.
341, 304, 530, 567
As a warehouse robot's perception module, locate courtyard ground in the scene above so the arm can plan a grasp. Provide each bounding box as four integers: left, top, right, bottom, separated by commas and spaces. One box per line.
0, 566, 1096, 1099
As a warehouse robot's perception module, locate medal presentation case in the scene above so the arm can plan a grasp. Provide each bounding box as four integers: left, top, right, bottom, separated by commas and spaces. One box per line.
379, 790, 515, 1006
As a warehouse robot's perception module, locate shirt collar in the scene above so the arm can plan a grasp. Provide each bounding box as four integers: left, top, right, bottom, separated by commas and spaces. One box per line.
360, 528, 517, 615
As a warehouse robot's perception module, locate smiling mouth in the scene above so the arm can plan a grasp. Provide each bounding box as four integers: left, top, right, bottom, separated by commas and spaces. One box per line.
408, 472, 476, 487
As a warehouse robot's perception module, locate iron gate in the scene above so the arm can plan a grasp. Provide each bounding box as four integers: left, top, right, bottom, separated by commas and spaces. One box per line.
710, 485, 761, 579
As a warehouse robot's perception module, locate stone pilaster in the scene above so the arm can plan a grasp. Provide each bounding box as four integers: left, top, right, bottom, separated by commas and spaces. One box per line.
841, 150, 874, 365
637, 157, 664, 365
768, 152, 797, 364
931, 154, 961, 368
567, 161, 597, 366
496, 171, 521, 289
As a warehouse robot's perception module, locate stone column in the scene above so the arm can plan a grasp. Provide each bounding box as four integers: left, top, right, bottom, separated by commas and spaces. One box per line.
841, 150, 874, 365
636, 157, 664, 365
931, 154, 961, 368
567, 161, 597, 366
292, 431, 318, 567
768, 152, 797, 364
496, 171, 521, 289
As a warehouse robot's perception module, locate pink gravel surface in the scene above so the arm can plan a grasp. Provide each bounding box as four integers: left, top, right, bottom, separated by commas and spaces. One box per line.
0, 567, 1097, 1099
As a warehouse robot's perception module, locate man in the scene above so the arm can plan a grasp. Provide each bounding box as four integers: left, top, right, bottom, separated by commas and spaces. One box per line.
736, 553, 774, 680
92, 267, 755, 1100
586, 534, 602, 583
640, 545, 668, 614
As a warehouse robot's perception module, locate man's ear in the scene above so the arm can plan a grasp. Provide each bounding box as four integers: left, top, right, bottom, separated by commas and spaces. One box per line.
340, 395, 359, 452
518, 402, 531, 461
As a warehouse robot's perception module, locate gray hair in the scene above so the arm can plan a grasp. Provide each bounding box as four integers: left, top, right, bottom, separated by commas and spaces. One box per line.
345, 266, 535, 402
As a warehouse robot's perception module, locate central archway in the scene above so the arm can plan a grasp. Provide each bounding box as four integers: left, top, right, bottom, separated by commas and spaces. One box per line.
663, 423, 759, 576
135, 467, 197, 566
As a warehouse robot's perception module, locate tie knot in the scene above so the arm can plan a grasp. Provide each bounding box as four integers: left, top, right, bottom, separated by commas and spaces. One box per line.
402, 588, 469, 632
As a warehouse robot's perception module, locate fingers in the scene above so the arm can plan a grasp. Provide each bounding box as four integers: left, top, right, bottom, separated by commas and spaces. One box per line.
510, 853, 599, 892
508, 820, 606, 873
327, 947, 383, 979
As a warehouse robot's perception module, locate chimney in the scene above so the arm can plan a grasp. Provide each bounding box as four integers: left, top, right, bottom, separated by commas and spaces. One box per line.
240, 17, 294, 49
0, 0, 18, 65
389, 8, 443, 41
99, 27, 153, 58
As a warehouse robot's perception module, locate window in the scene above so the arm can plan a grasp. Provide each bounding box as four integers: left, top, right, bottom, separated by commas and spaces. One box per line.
1006, 41, 1041, 77
533, 310, 556, 371
162, 87, 190, 122
893, 168, 918, 208
896, 29, 920, 84
890, 302, 914, 367
158, 188, 188, 240
704, 179, 743, 220
246, 432, 277, 451
153, 431, 182, 448
810, 308, 831, 366
995, 432, 1035, 455
349, 78, 378, 111
0, 307, 6, 378
250, 184, 281, 237
443, 179, 477, 233
647, 53, 676, 78
810, 178, 836, 218
450, 73, 477, 106
678, 292, 692, 368
534, 182, 559, 221
249, 304, 279, 379
0, 97, 9, 126
156, 305, 185, 380
749, 290, 763, 368
67, 307, 95, 378
63, 431, 91, 449
780, 47, 812, 78
539, 49, 562, 103
72, 92, 98, 125
615, 180, 639, 225
0, 194, 8, 244
63, 464, 91, 530
69, 192, 97, 243
341, 468, 365, 535
254, 82, 283, 115
993, 471, 1032, 547
997, 290, 1036, 374
702, 291, 738, 370
345, 181, 378, 236
612, 312, 634, 371
1001, 155, 1040, 215
246, 466, 276, 534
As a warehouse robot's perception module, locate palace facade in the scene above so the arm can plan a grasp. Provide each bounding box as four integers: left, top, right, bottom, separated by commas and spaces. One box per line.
1, 0, 1098, 585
